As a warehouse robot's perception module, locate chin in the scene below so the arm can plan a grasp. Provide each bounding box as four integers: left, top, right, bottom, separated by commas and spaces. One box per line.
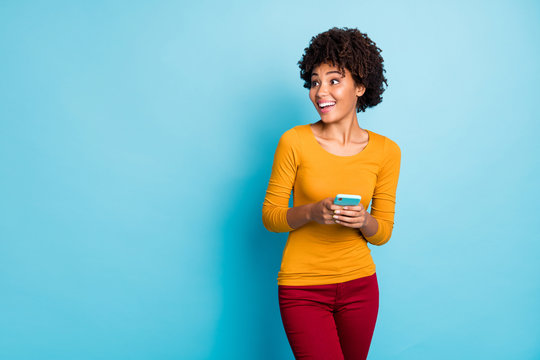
320, 116, 338, 123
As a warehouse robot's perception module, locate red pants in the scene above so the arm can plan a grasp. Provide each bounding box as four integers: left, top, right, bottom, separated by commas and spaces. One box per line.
278, 273, 379, 360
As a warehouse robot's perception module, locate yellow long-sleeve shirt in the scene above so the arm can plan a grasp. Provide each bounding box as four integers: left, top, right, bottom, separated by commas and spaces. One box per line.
262, 124, 401, 286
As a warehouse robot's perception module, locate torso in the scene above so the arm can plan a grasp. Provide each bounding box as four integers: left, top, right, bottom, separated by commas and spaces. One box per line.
310, 122, 369, 156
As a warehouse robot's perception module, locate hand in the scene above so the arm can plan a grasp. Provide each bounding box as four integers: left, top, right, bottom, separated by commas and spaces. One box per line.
309, 197, 339, 225
328, 202, 369, 229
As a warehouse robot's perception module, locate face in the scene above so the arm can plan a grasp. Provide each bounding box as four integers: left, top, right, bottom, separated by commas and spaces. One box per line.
309, 62, 365, 123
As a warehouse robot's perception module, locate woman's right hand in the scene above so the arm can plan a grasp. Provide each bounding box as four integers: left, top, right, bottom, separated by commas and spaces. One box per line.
309, 196, 339, 225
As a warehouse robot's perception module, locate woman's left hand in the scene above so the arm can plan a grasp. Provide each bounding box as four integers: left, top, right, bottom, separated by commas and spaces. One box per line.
329, 203, 369, 229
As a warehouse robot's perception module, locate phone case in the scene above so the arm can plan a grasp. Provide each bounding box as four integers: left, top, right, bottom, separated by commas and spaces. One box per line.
334, 194, 362, 206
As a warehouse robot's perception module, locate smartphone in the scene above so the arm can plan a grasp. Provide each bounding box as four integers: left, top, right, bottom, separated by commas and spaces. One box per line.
334, 194, 362, 206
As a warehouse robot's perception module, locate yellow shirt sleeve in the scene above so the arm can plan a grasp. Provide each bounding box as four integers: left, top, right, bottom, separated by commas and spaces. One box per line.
363, 138, 401, 246
261, 129, 300, 233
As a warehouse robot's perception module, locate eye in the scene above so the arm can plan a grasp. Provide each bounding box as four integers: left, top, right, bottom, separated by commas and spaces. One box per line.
310, 80, 319, 87
330, 79, 340, 85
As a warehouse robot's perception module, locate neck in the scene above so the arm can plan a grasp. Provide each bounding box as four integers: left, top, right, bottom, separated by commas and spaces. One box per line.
317, 113, 362, 139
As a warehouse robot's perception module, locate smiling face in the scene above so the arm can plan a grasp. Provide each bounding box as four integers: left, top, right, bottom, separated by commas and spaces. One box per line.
309, 62, 366, 122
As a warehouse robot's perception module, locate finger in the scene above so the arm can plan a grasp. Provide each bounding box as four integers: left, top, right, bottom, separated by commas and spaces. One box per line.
343, 208, 366, 216
327, 216, 338, 224
333, 209, 359, 217
333, 215, 357, 224
334, 220, 361, 228
329, 205, 345, 211
342, 204, 364, 211
334, 213, 365, 224
325, 197, 336, 209
329, 204, 345, 211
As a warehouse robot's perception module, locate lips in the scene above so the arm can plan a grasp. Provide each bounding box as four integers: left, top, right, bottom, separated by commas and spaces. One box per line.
318, 101, 336, 113
318, 100, 336, 107
320, 104, 335, 113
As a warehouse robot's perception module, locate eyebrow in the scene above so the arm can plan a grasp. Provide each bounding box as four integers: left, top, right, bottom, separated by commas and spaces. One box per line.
311, 71, 343, 77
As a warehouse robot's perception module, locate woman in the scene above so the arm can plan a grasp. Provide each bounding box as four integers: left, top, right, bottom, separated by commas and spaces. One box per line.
261, 27, 401, 360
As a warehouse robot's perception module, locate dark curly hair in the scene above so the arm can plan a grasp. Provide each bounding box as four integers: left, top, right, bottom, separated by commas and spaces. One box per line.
298, 27, 388, 113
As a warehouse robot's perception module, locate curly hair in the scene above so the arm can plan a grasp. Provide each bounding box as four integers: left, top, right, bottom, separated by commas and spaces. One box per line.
298, 27, 388, 113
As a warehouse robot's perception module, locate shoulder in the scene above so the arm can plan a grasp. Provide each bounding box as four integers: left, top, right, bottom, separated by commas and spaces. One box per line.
384, 136, 401, 158
368, 129, 401, 160
278, 125, 304, 146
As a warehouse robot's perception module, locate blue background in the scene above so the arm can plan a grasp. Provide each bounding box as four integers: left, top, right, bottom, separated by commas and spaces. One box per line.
1, 1, 539, 359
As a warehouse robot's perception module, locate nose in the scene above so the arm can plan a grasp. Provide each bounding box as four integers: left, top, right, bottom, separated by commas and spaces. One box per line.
316, 82, 329, 97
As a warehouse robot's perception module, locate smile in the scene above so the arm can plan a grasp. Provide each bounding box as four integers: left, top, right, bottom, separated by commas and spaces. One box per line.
319, 103, 336, 113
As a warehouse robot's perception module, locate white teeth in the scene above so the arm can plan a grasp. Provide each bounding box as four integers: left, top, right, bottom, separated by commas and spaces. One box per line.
319, 102, 336, 108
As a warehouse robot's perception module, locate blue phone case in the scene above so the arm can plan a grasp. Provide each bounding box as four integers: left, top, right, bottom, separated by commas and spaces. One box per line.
334, 194, 361, 206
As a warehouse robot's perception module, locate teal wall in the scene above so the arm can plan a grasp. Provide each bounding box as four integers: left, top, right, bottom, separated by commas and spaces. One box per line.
1, 1, 539, 359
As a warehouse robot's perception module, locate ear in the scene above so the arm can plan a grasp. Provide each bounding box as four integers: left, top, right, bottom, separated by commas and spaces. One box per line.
356, 83, 366, 97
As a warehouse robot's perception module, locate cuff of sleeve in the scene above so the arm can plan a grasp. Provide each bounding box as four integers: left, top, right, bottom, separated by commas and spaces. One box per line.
279, 208, 295, 232
262, 204, 296, 233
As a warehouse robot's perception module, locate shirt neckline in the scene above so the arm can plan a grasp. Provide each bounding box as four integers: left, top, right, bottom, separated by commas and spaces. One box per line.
306, 123, 373, 159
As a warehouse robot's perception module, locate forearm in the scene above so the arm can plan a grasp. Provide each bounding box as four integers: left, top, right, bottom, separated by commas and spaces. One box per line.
286, 203, 314, 230
359, 212, 379, 237
360, 211, 393, 246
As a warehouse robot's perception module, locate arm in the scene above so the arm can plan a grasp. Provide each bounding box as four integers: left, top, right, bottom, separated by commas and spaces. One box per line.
286, 203, 314, 230
362, 138, 402, 246
262, 129, 301, 233
358, 211, 379, 237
